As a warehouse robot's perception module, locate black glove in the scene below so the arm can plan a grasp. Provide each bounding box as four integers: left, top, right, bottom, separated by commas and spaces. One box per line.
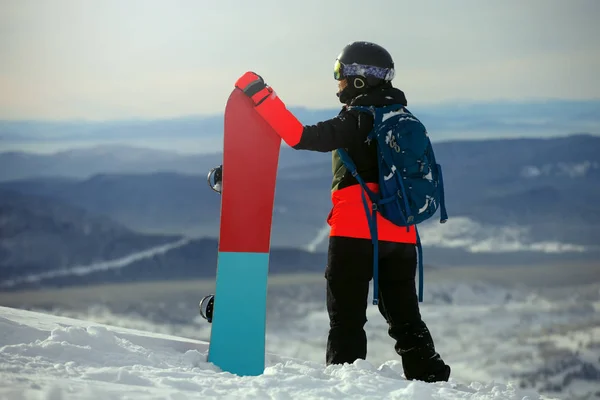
234, 71, 273, 106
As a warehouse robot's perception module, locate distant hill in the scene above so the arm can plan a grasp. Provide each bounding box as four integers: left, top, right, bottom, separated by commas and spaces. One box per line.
0, 170, 332, 243
0, 189, 181, 282
0, 145, 329, 182
1, 236, 329, 291
2, 134, 599, 251
0, 189, 329, 291
1, 181, 599, 291
2, 98, 599, 144
2, 134, 600, 293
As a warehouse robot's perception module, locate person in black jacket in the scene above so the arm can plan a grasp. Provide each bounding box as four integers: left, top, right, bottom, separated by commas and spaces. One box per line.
210, 41, 450, 383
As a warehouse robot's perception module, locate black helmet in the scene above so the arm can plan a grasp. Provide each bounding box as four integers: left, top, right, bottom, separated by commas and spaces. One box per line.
333, 41, 395, 103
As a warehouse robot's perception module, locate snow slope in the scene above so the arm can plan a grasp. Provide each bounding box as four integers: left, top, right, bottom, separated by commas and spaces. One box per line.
305, 216, 593, 255
0, 306, 550, 400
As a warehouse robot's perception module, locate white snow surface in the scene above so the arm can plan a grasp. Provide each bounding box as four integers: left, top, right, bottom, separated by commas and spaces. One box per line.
0, 306, 550, 400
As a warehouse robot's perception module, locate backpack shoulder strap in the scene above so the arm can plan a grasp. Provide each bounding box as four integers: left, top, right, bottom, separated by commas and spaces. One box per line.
347, 104, 407, 126
346, 105, 374, 114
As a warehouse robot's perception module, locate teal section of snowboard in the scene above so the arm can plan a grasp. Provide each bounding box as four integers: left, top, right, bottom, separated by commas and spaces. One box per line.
208, 251, 269, 376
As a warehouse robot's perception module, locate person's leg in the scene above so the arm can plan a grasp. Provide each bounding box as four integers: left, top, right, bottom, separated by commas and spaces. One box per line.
324, 236, 372, 365
377, 241, 451, 382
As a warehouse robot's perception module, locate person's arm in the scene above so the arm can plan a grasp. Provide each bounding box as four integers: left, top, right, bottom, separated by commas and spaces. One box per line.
291, 111, 373, 152
234, 72, 372, 152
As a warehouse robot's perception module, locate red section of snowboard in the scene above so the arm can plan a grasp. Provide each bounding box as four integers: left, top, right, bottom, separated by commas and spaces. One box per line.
218, 88, 282, 253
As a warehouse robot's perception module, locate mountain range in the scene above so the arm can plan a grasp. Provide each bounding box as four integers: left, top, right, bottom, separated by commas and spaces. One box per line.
0, 187, 329, 291
2, 99, 600, 156
1, 133, 600, 290
2, 134, 599, 245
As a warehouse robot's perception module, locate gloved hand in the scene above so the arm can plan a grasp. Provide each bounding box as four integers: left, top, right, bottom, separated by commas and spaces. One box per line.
233, 71, 303, 147
235, 71, 274, 106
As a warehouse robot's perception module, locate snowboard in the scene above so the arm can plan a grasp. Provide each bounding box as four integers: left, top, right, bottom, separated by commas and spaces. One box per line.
207, 85, 282, 376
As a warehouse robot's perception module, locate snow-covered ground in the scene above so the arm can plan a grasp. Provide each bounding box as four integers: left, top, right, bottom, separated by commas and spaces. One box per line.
264, 280, 600, 400
1, 268, 598, 399
0, 305, 551, 400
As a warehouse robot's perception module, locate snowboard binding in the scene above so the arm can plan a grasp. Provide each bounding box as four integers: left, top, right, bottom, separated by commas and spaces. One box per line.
207, 165, 223, 194
199, 294, 215, 323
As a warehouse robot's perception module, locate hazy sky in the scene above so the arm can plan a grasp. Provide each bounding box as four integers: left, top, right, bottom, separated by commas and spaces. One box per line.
1, 0, 599, 120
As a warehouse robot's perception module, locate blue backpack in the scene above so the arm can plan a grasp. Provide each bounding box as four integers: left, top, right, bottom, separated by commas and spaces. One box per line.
337, 104, 448, 305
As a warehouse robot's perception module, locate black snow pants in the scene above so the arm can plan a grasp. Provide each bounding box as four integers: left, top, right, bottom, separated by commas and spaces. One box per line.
324, 235, 451, 383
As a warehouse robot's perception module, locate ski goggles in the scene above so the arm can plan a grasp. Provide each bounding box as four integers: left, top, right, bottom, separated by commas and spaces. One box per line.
333, 59, 395, 81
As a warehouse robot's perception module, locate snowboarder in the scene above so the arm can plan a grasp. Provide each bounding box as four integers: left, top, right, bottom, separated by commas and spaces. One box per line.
208, 41, 450, 383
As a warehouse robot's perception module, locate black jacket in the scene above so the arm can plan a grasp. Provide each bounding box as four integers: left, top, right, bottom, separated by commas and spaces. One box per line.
292, 84, 408, 191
